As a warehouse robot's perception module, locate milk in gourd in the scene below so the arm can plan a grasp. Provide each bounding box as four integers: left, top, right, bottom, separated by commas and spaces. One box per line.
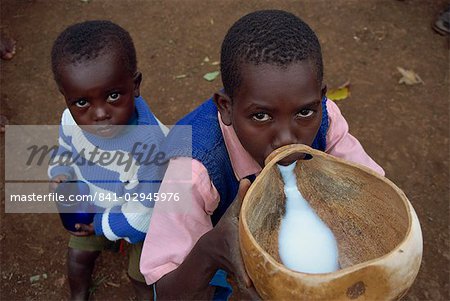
278, 162, 340, 273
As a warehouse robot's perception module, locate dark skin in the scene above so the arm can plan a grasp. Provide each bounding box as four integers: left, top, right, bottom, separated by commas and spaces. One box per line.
50, 50, 152, 300
0, 33, 16, 60
154, 61, 326, 299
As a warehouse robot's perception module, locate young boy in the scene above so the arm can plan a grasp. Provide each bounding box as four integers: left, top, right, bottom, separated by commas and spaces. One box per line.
49, 20, 166, 300
140, 10, 385, 299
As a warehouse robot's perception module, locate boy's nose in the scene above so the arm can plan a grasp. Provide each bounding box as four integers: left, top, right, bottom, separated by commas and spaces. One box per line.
272, 129, 297, 150
93, 106, 110, 122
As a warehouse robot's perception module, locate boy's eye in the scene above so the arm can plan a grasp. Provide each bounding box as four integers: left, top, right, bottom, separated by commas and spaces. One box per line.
75, 99, 89, 108
297, 109, 314, 118
107, 93, 120, 102
252, 112, 271, 122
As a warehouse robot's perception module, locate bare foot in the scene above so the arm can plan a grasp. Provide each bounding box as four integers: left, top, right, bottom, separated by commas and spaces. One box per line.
0, 115, 8, 133
1, 34, 16, 60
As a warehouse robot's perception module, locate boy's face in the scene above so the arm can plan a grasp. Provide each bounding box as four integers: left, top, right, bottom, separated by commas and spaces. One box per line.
57, 50, 141, 138
215, 61, 325, 167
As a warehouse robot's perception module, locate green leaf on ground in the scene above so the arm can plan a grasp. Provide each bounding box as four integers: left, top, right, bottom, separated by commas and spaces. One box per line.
203, 71, 220, 82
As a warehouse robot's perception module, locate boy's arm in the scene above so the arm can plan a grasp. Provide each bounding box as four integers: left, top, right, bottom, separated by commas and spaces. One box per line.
140, 157, 217, 283
152, 179, 255, 300
92, 163, 166, 243
325, 100, 385, 176
139, 158, 257, 299
48, 123, 75, 182
48, 111, 77, 191
92, 192, 153, 243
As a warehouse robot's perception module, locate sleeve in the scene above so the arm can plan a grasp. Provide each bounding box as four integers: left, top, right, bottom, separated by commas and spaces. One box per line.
325, 100, 385, 176
93, 201, 152, 243
48, 109, 75, 180
139, 157, 219, 285
93, 150, 167, 243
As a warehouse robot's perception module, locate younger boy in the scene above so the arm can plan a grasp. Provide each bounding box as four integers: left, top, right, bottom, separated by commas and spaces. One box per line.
49, 20, 166, 300
140, 10, 384, 299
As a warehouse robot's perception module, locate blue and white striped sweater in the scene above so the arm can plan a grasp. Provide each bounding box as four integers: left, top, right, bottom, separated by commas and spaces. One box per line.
48, 96, 167, 243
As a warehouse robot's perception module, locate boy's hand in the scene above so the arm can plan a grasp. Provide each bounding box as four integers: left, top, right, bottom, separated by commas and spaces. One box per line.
208, 179, 261, 299
68, 223, 94, 236
49, 174, 68, 193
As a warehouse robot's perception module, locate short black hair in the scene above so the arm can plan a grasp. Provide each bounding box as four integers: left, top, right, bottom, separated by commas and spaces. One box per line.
220, 10, 323, 98
51, 20, 136, 86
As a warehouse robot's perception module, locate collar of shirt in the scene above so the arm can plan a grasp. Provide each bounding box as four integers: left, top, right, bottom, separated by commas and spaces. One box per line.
218, 112, 262, 180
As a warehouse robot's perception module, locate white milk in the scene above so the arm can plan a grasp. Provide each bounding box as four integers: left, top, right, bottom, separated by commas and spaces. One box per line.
278, 162, 340, 273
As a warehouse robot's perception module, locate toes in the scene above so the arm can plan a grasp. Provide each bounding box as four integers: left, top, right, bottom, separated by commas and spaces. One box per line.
0, 115, 9, 133
1, 35, 17, 60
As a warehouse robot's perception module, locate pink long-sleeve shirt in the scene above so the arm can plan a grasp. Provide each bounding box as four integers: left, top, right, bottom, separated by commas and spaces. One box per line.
140, 99, 384, 284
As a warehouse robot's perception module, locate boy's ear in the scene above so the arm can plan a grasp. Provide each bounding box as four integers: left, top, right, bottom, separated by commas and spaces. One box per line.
321, 84, 327, 99
57, 85, 69, 103
213, 91, 233, 126
133, 72, 142, 97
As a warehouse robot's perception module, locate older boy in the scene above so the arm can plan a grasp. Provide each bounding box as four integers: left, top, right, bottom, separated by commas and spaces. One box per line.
141, 10, 384, 299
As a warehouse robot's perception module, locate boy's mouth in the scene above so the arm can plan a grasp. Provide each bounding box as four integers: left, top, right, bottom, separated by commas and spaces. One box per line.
277, 153, 306, 166
94, 125, 117, 137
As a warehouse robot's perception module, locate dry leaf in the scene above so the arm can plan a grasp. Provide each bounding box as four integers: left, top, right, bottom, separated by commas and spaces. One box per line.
397, 67, 424, 85
327, 81, 351, 101
30, 275, 40, 283
106, 281, 120, 287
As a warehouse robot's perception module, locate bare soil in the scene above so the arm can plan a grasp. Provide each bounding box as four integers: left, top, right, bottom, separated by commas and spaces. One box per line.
1, 0, 448, 300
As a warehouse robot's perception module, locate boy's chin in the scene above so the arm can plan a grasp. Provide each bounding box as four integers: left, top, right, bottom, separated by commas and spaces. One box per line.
81, 125, 124, 138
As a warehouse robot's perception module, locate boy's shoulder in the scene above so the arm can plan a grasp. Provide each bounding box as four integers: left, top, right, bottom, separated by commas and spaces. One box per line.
325, 98, 343, 121
135, 96, 169, 135
61, 108, 76, 126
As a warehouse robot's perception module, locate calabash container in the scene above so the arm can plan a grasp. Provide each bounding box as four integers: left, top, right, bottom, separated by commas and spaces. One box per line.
55, 180, 95, 232
239, 144, 422, 300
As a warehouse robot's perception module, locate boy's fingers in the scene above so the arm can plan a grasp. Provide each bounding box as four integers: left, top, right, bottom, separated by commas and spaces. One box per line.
75, 223, 92, 232
68, 230, 89, 236
49, 175, 68, 192
241, 285, 261, 300
70, 223, 93, 236
236, 245, 253, 289
237, 261, 252, 288
236, 261, 261, 299
232, 178, 251, 216
237, 179, 251, 205
49, 183, 57, 193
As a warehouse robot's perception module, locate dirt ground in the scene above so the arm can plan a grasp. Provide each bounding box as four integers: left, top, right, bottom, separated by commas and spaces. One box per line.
0, 0, 448, 300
